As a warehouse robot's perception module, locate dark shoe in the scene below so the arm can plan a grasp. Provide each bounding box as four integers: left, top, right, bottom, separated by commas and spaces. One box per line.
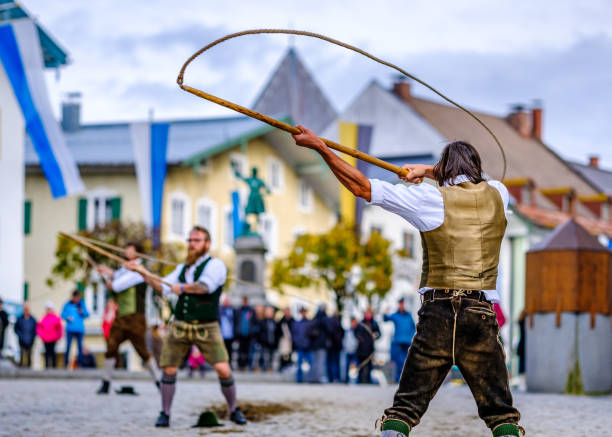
97, 380, 110, 394
155, 411, 170, 427
229, 407, 247, 425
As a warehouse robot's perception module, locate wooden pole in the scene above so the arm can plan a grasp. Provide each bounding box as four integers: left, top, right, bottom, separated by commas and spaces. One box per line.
59, 232, 172, 288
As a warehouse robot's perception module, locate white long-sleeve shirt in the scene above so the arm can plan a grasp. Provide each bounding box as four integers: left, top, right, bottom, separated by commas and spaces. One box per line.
110, 259, 144, 292
161, 254, 227, 297
367, 175, 509, 303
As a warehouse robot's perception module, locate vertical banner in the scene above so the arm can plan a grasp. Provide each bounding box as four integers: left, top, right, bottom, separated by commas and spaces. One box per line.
338, 122, 358, 228
338, 122, 373, 232
231, 190, 241, 242
355, 124, 373, 234
0, 19, 83, 197
131, 122, 168, 248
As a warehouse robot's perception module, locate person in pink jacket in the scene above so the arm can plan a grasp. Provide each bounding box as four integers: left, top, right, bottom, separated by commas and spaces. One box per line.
37, 301, 63, 369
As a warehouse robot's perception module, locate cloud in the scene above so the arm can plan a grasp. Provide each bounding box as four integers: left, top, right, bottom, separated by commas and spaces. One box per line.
24, 0, 612, 167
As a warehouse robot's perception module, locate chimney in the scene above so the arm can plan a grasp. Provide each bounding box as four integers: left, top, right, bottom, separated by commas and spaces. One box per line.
61, 91, 81, 132
588, 155, 599, 168
531, 100, 543, 140
392, 76, 411, 104
507, 104, 531, 138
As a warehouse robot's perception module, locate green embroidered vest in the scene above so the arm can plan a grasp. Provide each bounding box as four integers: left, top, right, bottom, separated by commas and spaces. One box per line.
114, 281, 147, 317
419, 181, 506, 290
174, 257, 223, 323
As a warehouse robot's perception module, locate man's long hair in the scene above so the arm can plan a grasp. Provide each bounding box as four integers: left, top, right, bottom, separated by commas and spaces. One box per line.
432, 141, 485, 186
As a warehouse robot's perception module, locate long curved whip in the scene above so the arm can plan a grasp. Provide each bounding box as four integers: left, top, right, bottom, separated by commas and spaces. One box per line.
177, 29, 506, 181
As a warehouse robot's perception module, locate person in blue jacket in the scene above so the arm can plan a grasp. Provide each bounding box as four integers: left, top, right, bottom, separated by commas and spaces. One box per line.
61, 290, 90, 368
383, 298, 416, 383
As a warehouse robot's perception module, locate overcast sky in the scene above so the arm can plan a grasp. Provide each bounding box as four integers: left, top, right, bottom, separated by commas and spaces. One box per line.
24, 0, 612, 169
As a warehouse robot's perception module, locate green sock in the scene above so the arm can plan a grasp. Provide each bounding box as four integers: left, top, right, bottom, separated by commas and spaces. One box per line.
382, 419, 410, 435
493, 423, 520, 437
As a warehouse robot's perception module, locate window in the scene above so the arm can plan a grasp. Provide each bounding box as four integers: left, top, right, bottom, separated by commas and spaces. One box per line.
298, 179, 313, 213
196, 197, 218, 249
78, 189, 121, 231
402, 231, 414, 258
223, 206, 234, 250
267, 157, 284, 192
169, 192, 191, 240
171, 198, 185, 237
259, 213, 278, 257
230, 153, 248, 180
370, 225, 383, 235
24, 200, 32, 235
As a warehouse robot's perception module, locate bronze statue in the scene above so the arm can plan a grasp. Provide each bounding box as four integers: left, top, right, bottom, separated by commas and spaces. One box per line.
232, 163, 271, 233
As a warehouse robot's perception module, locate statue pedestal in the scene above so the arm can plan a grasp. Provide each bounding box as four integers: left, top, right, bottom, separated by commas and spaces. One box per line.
232, 234, 267, 305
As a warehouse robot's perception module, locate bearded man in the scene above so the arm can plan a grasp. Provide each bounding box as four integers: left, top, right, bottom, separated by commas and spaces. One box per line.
128, 226, 247, 428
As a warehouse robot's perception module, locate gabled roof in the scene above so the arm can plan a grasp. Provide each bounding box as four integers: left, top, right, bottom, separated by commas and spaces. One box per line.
322, 81, 447, 159
528, 218, 609, 252
0, 1, 69, 67
514, 203, 612, 237
25, 115, 271, 166
569, 161, 612, 195
408, 96, 599, 198
252, 48, 337, 133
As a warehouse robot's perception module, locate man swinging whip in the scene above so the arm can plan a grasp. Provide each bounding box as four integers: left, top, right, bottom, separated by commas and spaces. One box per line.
292, 125, 523, 437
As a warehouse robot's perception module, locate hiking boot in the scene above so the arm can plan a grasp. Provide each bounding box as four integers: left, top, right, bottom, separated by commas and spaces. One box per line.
229, 407, 247, 425
97, 380, 110, 395
155, 411, 170, 427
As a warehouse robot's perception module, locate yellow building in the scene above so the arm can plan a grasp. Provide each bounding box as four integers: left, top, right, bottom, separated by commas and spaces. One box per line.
23, 47, 341, 369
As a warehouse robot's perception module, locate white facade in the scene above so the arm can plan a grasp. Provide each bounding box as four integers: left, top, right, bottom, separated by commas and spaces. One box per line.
0, 60, 25, 308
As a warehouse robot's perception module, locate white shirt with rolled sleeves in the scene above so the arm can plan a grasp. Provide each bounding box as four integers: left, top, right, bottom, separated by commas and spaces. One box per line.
161, 254, 227, 296
110, 259, 144, 292
367, 175, 509, 303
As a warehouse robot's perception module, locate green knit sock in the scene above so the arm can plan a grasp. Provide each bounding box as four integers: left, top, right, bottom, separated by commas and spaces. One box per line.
493, 423, 520, 437
382, 419, 410, 436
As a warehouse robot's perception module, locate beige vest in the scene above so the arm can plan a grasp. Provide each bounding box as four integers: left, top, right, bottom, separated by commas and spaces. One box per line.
419, 181, 507, 290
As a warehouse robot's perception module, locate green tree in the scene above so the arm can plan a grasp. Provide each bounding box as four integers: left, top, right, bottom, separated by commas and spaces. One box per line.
271, 224, 393, 312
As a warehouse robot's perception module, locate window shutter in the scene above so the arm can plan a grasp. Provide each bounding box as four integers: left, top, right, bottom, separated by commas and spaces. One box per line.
23, 282, 29, 301
78, 198, 88, 230
110, 197, 122, 221
24, 201, 32, 235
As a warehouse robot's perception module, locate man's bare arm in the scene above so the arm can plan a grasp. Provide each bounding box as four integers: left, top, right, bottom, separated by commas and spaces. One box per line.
292, 125, 372, 201
179, 282, 209, 295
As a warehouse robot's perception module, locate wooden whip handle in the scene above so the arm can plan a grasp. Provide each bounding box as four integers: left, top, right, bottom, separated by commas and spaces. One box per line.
180, 85, 409, 178
59, 232, 174, 289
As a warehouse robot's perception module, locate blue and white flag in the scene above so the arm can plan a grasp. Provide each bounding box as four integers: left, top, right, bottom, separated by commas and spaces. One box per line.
0, 19, 83, 197
131, 122, 169, 240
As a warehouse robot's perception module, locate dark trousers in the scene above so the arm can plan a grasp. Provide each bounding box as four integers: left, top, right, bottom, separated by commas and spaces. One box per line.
44, 341, 57, 368
19, 343, 33, 367
237, 336, 252, 369
224, 338, 235, 368
105, 313, 150, 361
357, 357, 373, 384
384, 297, 520, 431
295, 349, 312, 383
64, 331, 84, 367
390, 342, 411, 383
326, 349, 341, 382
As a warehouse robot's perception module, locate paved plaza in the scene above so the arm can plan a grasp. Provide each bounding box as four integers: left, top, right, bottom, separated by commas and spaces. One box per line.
1, 378, 611, 436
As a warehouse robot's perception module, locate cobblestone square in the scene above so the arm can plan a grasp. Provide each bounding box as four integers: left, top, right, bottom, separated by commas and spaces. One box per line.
1, 378, 611, 436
